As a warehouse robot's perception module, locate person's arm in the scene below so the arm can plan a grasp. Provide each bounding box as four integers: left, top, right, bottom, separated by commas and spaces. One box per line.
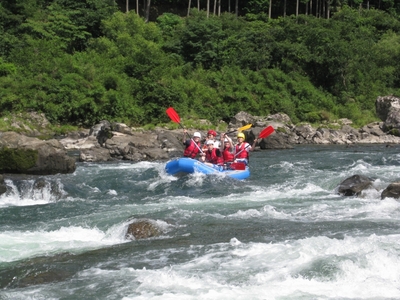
250, 139, 259, 151
183, 129, 188, 144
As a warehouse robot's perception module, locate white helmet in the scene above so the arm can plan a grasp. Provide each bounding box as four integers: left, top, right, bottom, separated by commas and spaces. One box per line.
206, 140, 214, 145
193, 132, 201, 138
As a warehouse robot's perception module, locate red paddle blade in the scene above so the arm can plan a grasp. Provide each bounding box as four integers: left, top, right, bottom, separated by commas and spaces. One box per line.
258, 126, 274, 139
166, 107, 180, 123
230, 162, 246, 170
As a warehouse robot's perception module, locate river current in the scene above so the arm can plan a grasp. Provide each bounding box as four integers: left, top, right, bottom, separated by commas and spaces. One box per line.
1, 144, 400, 299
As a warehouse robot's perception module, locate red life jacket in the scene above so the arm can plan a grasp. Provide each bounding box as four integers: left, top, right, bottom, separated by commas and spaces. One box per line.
222, 148, 234, 163
183, 140, 201, 158
235, 143, 250, 160
205, 148, 224, 165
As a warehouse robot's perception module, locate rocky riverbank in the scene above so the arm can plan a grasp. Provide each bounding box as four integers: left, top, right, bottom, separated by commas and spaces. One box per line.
2, 95, 400, 176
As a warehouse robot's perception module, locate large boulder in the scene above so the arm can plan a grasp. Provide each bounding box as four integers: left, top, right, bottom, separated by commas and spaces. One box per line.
376, 96, 400, 134
104, 132, 169, 161
0, 132, 76, 175
376, 95, 400, 122
157, 129, 184, 158
336, 175, 375, 196
381, 182, 400, 200
228, 111, 256, 129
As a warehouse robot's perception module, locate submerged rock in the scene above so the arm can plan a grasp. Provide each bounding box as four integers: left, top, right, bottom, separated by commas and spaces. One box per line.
125, 219, 162, 240
381, 182, 400, 200
337, 174, 375, 196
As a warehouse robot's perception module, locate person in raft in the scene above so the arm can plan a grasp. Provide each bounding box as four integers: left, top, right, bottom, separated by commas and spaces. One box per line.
219, 134, 235, 165
234, 132, 258, 165
183, 130, 202, 159
200, 139, 224, 167
202, 129, 220, 152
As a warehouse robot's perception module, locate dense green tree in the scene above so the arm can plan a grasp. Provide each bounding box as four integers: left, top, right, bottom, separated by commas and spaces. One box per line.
1, 2, 400, 128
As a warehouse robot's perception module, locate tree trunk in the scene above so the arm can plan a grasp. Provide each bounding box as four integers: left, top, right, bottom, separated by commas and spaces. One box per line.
136, 0, 139, 15
213, 0, 216, 15
126, 0, 129, 12
269, 0, 272, 19
235, 0, 238, 17
283, 0, 286, 17
198, 0, 200, 10
187, 0, 191, 16
228, 0, 231, 12
218, 0, 221, 16
296, 0, 299, 17
145, 0, 151, 23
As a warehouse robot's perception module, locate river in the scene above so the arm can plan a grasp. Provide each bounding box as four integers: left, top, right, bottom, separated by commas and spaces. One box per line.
1, 144, 400, 299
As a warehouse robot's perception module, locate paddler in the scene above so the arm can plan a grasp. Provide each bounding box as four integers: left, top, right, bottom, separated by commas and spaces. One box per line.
220, 134, 235, 166
234, 132, 258, 165
200, 139, 224, 166
183, 130, 202, 159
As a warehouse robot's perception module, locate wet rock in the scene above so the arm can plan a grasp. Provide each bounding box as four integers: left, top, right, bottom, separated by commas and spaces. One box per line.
126, 219, 162, 240
381, 182, 400, 200
337, 174, 375, 196
0, 174, 6, 195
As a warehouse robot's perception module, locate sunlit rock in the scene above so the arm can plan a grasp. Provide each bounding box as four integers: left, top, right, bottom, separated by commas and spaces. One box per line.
0, 132, 76, 175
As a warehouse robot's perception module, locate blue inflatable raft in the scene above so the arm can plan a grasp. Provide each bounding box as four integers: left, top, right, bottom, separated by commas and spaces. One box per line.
165, 158, 250, 180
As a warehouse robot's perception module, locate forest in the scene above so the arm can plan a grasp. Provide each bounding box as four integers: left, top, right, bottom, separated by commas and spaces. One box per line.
1, 0, 400, 130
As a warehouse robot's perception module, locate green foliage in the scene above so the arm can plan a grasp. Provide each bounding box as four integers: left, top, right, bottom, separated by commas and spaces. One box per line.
0, 4, 399, 130
0, 58, 17, 76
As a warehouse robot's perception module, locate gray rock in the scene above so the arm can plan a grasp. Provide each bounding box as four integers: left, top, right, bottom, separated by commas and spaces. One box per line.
376, 95, 400, 122
0, 132, 76, 175
381, 182, 400, 200
337, 175, 375, 196
228, 111, 256, 129
79, 147, 112, 162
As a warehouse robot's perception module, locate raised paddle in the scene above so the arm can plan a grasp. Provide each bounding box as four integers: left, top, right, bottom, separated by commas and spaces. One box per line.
166, 107, 204, 154
258, 125, 275, 139
225, 124, 253, 135
166, 107, 183, 128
